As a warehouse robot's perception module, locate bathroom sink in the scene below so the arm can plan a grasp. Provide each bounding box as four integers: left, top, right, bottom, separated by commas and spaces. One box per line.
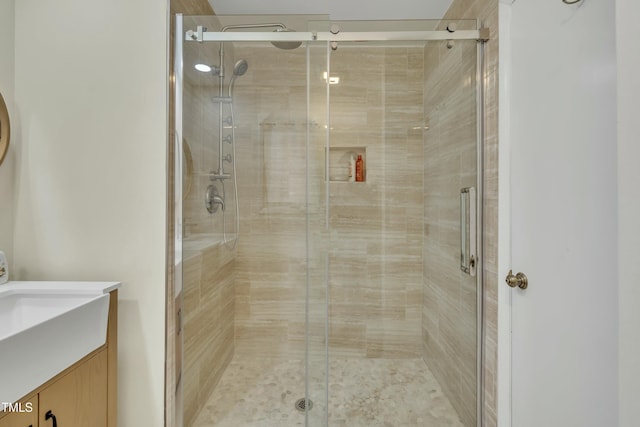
0, 281, 120, 404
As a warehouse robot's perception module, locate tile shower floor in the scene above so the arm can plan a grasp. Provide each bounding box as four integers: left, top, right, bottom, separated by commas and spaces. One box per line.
191, 357, 464, 427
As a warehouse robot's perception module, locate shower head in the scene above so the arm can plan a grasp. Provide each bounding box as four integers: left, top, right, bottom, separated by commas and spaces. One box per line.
220, 23, 302, 50
271, 28, 302, 50
228, 59, 248, 96
233, 59, 249, 76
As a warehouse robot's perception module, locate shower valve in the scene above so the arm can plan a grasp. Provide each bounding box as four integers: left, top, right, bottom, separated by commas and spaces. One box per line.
205, 185, 225, 213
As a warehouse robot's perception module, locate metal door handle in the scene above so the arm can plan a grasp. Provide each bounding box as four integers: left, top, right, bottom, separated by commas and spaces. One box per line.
460, 187, 477, 276
506, 270, 528, 289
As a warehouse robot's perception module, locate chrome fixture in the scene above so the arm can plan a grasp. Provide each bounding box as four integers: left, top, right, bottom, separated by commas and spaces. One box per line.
506, 270, 529, 290
219, 23, 302, 50
205, 185, 225, 213
228, 59, 249, 96
232, 58, 249, 76
562, 0, 582, 3
210, 172, 231, 181
271, 28, 303, 50
460, 187, 477, 276
197, 22, 303, 249
188, 25, 490, 43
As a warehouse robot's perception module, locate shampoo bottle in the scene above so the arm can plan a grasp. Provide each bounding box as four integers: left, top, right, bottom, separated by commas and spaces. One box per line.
355, 154, 364, 182
349, 154, 356, 182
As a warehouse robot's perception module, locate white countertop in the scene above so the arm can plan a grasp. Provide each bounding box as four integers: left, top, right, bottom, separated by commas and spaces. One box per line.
0, 281, 121, 295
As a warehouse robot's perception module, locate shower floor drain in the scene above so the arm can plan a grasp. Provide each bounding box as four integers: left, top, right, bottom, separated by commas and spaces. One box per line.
295, 398, 313, 412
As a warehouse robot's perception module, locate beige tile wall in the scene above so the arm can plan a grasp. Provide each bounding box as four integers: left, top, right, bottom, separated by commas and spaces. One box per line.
230, 45, 426, 359
328, 46, 425, 359
421, 37, 479, 426
231, 45, 320, 358
442, 2, 500, 425
424, 1, 499, 425
182, 242, 236, 427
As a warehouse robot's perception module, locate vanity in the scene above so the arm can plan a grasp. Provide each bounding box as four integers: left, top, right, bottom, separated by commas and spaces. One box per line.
0, 282, 119, 427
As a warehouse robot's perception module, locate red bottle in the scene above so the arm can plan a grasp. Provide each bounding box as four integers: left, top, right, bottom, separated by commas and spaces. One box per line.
355, 154, 364, 182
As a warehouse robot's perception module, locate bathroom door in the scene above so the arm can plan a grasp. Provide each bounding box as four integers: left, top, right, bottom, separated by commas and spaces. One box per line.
507, 1, 617, 426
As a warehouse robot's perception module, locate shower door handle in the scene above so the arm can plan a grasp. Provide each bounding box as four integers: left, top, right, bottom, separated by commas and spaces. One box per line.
460, 187, 477, 276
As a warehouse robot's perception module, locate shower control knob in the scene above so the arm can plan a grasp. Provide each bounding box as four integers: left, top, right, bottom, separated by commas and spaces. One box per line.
505, 270, 528, 290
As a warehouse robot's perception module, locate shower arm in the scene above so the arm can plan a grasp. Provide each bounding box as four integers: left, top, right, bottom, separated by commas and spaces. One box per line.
221, 23, 286, 32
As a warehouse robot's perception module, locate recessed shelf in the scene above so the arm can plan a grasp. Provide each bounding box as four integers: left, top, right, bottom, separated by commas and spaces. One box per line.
328, 146, 366, 183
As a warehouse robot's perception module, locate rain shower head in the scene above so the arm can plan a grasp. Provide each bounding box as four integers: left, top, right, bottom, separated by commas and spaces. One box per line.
271, 28, 302, 50
233, 59, 249, 76
220, 23, 302, 50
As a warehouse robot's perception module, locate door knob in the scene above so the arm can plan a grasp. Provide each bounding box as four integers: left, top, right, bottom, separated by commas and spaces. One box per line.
506, 270, 528, 289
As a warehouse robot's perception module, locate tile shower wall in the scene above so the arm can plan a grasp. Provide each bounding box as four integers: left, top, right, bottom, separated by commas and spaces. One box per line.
421, 37, 479, 427
328, 47, 425, 358
421, 1, 500, 424
443, 1, 500, 425
231, 45, 311, 358
231, 45, 425, 359
182, 242, 236, 427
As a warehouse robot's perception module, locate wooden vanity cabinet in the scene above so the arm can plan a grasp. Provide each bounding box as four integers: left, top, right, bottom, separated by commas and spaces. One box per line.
39, 350, 107, 427
0, 290, 117, 427
0, 395, 37, 427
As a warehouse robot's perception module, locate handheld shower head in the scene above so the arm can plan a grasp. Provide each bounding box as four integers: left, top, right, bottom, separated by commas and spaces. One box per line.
228, 59, 249, 96
233, 59, 249, 76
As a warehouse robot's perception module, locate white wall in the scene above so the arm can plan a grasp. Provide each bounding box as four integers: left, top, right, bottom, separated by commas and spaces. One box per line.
0, 0, 15, 269
617, 1, 640, 425
500, 0, 617, 425
12, 1, 168, 426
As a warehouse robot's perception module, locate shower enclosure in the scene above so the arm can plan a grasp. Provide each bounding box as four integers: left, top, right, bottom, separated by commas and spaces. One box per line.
173, 15, 485, 427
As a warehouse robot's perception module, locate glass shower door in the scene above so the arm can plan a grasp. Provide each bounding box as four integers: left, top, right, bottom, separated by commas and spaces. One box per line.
319, 20, 482, 427
175, 14, 331, 427
174, 16, 483, 427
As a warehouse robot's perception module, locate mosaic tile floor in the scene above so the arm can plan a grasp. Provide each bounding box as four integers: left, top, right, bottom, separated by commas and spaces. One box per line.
191, 357, 464, 427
